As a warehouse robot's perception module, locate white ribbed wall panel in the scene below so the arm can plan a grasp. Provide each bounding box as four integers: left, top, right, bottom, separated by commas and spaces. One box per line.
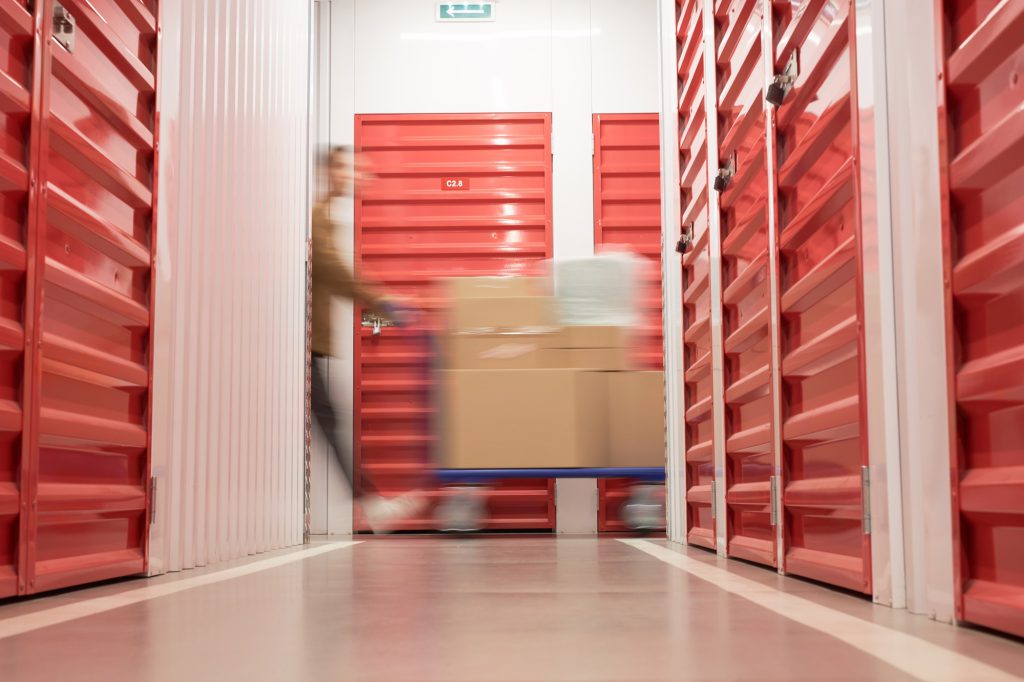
148, 0, 310, 574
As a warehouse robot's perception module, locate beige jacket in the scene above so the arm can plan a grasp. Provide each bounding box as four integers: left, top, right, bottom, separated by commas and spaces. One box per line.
311, 201, 382, 355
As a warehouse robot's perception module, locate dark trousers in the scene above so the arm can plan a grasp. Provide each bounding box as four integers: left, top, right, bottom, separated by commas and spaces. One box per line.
311, 353, 375, 498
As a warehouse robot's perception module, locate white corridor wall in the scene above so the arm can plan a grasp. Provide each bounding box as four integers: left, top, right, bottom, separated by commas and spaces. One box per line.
148, 0, 311, 574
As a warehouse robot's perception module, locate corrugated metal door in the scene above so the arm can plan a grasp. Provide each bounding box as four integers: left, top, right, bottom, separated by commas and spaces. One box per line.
354, 113, 555, 531
0, 0, 157, 595
25, 0, 157, 593
770, 0, 871, 593
712, 0, 776, 567
936, 0, 1024, 637
0, 0, 35, 598
592, 113, 662, 532
677, 0, 716, 550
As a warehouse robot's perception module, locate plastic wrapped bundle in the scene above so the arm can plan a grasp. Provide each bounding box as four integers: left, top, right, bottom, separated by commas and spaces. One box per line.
551, 250, 646, 327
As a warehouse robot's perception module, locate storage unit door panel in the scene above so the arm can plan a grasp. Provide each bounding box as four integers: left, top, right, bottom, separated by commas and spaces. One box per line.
772, 0, 870, 593
355, 114, 555, 531
592, 113, 663, 532
25, 0, 157, 593
713, 0, 776, 568
938, 0, 1024, 637
677, 0, 716, 550
0, 0, 34, 598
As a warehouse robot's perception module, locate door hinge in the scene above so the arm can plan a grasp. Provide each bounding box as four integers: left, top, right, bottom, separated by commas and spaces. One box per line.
709, 480, 717, 519
53, 1, 76, 53
149, 476, 158, 525
590, 132, 595, 156
861, 466, 871, 535
769, 475, 778, 527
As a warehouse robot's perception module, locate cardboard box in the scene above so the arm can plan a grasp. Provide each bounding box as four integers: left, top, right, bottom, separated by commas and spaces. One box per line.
554, 325, 629, 349
540, 347, 629, 371
450, 296, 556, 332
445, 332, 558, 369
440, 369, 608, 469
606, 371, 666, 468
444, 276, 549, 299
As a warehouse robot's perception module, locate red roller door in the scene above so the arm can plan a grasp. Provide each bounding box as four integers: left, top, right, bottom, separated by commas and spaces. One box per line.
1, 0, 157, 595
677, 0, 716, 550
711, 0, 776, 567
354, 113, 555, 532
0, 0, 36, 598
592, 113, 662, 532
29, 0, 157, 593
770, 0, 871, 593
936, 0, 1024, 637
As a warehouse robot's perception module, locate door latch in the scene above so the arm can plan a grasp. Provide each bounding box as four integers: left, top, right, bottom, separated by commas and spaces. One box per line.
53, 2, 75, 53
861, 466, 872, 535
675, 223, 695, 255
766, 50, 799, 107
361, 311, 396, 337
713, 152, 737, 192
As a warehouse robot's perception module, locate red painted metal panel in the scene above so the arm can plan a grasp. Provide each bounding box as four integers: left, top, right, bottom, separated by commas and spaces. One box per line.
354, 113, 555, 531
0, 0, 35, 598
20, 0, 157, 594
712, 0, 776, 568
936, 0, 1024, 637
677, 0, 716, 551
771, 0, 871, 593
592, 113, 662, 532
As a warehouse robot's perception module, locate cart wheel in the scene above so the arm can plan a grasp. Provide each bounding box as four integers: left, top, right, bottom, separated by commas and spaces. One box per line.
437, 486, 487, 532
622, 483, 666, 532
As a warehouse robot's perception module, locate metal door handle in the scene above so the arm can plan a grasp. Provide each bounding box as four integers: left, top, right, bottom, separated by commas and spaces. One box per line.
361, 311, 396, 336
53, 2, 76, 53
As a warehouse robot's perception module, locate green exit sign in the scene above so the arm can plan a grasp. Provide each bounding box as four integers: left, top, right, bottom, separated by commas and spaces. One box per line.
437, 2, 495, 22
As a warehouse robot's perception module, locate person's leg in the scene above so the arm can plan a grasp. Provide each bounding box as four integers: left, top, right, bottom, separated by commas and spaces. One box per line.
310, 354, 376, 498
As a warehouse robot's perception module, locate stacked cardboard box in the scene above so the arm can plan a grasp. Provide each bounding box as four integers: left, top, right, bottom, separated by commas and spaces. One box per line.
439, 276, 665, 470
540, 325, 630, 370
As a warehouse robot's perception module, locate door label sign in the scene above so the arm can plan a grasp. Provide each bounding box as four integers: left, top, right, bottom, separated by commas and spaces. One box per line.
437, 3, 495, 22
442, 177, 471, 191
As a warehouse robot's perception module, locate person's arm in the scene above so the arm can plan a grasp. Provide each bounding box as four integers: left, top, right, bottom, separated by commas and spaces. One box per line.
311, 206, 388, 314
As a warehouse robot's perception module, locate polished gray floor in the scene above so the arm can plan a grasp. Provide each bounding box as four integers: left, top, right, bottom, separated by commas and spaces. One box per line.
1, 537, 1022, 681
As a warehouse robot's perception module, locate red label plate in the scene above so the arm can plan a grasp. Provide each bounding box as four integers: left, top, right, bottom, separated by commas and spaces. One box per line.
442, 177, 470, 190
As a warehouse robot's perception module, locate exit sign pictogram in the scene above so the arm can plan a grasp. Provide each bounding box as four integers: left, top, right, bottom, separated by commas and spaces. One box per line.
437, 3, 495, 22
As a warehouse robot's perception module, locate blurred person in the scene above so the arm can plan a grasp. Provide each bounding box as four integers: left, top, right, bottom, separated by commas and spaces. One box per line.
312, 146, 424, 531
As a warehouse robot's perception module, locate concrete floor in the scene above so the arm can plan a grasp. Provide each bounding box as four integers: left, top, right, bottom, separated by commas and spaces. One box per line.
1, 537, 1022, 682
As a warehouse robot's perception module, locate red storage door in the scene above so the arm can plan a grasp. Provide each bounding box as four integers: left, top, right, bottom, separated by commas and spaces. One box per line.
712, 0, 776, 567
354, 113, 555, 531
677, 0, 716, 550
0, 0, 35, 598
24, 0, 157, 593
592, 113, 662, 532
936, 0, 1024, 637
770, 0, 870, 593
